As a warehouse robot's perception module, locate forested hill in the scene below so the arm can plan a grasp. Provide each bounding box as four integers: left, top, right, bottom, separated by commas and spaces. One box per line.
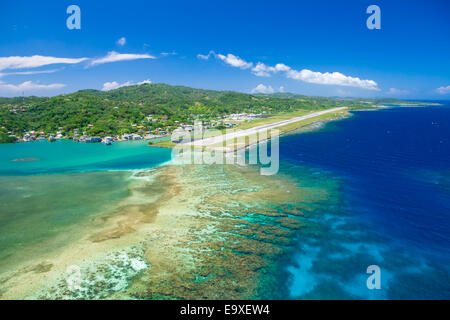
75, 83, 366, 113
0, 82, 400, 141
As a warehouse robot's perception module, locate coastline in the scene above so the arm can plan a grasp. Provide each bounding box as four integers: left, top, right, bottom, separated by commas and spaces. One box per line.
3, 102, 439, 146
1, 104, 448, 299
0, 110, 347, 299
149, 107, 352, 153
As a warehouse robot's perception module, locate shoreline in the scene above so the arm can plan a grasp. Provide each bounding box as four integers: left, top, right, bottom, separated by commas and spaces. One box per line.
3, 102, 441, 146
0, 104, 349, 298
1, 105, 447, 299
150, 107, 352, 153
0, 109, 352, 299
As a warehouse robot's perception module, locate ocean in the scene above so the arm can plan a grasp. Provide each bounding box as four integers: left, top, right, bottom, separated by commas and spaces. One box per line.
279, 103, 450, 299
0, 104, 448, 299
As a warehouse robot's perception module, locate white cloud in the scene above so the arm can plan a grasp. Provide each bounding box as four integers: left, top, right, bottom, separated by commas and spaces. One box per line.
90, 51, 155, 66
251, 84, 275, 94
0, 55, 88, 71
251, 62, 290, 77
216, 53, 252, 69
101, 79, 151, 91
161, 51, 177, 56
279, 86, 285, 93
285, 68, 379, 90
436, 85, 450, 94
0, 68, 61, 78
116, 37, 126, 46
197, 51, 215, 60
102, 81, 128, 91
199, 51, 379, 90
197, 51, 252, 69
137, 79, 152, 85
255, 61, 379, 90
0, 80, 66, 92
387, 88, 409, 95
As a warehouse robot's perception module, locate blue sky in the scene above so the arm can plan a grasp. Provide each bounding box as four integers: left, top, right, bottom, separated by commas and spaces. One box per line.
0, 0, 449, 99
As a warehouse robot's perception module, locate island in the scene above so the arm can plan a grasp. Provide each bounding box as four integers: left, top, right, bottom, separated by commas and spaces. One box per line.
0, 83, 428, 145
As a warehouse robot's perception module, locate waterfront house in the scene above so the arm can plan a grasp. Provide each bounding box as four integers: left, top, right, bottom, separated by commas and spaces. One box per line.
122, 134, 132, 140
84, 136, 102, 143
131, 134, 142, 140
103, 136, 113, 145
122, 133, 142, 141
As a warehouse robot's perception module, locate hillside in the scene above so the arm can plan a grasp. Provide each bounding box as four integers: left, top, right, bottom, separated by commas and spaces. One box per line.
0, 83, 393, 142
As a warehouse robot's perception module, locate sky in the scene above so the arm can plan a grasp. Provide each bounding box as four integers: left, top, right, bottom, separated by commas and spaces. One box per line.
0, 0, 449, 99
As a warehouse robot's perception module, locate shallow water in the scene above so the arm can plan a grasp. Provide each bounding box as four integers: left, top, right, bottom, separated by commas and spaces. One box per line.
0, 105, 448, 299
0, 140, 171, 282
0, 139, 172, 175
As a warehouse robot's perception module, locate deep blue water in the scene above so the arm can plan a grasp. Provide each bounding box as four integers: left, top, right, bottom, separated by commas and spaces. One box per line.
279, 104, 450, 299
1, 104, 448, 299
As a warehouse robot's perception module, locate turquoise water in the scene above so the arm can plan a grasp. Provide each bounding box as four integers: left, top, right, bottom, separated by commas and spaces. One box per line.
0, 140, 172, 175
0, 171, 131, 270
0, 140, 172, 272
0, 106, 449, 299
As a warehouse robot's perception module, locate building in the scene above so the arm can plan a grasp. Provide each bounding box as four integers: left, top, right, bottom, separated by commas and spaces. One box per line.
84, 136, 102, 143
122, 133, 142, 141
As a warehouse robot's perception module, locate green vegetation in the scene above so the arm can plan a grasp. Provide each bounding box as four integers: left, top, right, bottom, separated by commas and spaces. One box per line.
0, 130, 17, 143
233, 109, 311, 130
207, 109, 351, 152
0, 83, 414, 142
152, 139, 177, 148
